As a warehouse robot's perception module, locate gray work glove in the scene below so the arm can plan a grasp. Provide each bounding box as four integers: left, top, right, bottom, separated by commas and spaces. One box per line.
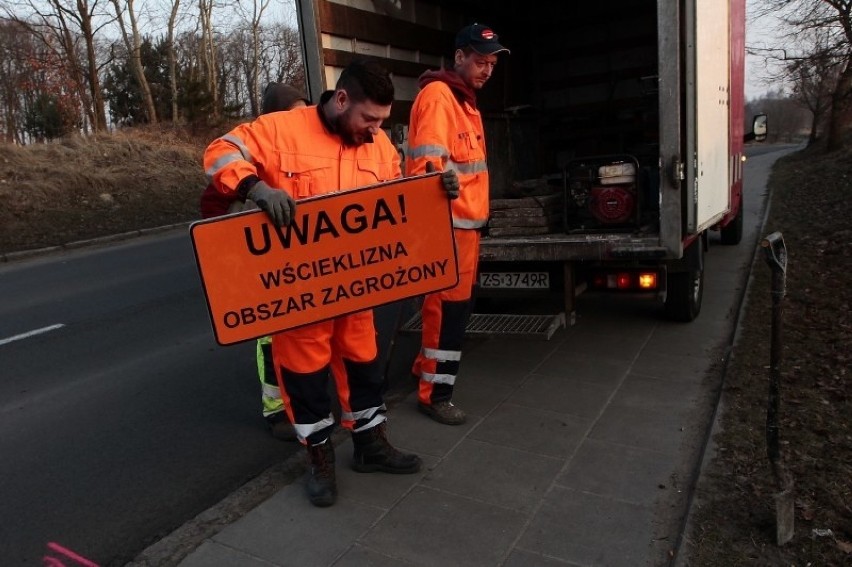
426, 161, 459, 200
247, 180, 296, 227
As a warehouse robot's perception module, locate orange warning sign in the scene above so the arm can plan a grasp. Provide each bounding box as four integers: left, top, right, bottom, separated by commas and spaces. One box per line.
190, 173, 458, 345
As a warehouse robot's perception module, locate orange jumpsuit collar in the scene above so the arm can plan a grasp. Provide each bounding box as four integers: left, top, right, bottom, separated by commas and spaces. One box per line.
418, 69, 477, 108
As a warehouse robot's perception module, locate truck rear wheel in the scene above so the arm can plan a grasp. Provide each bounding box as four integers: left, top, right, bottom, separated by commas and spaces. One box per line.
720, 197, 744, 245
664, 242, 704, 322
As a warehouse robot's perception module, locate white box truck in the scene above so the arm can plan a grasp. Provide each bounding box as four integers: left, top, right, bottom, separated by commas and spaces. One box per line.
294, 0, 765, 333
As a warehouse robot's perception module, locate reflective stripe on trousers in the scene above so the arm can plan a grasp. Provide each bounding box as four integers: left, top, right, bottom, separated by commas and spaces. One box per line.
413, 229, 480, 405
271, 311, 386, 445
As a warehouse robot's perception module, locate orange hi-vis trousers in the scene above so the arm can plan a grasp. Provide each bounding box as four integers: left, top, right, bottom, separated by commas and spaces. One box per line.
413, 228, 480, 405
271, 310, 386, 446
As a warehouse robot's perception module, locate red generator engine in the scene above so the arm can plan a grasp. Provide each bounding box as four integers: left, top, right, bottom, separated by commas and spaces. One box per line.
565, 156, 640, 231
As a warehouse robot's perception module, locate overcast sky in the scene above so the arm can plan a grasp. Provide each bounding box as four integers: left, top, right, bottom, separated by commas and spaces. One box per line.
745, 0, 788, 99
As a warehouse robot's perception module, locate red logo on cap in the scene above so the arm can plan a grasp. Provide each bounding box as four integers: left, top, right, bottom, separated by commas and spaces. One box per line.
480, 29, 495, 40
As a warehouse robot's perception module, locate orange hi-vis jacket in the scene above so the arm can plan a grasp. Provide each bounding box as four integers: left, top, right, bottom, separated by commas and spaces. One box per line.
204, 102, 401, 201
203, 98, 402, 444
405, 81, 489, 229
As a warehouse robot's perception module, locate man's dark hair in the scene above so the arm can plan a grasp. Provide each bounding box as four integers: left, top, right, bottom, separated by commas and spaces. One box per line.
261, 82, 308, 114
336, 58, 394, 106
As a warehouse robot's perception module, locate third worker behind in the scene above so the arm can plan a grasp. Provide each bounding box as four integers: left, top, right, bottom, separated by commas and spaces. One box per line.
406, 23, 510, 425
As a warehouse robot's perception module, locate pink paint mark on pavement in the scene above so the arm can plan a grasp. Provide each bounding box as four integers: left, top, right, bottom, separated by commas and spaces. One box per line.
42, 542, 99, 567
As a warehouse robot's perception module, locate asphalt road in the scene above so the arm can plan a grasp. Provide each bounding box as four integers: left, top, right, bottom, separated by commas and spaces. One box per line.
0, 231, 418, 566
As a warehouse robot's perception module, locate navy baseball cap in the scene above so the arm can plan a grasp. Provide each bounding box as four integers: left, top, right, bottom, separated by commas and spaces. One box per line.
455, 23, 510, 55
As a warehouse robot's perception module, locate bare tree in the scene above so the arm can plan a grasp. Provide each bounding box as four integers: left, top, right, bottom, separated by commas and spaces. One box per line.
0, 19, 33, 142
753, 0, 852, 150
823, 0, 852, 149
75, 0, 110, 132
787, 36, 839, 144
166, 0, 183, 124
2, 0, 112, 133
234, 0, 271, 117
110, 0, 157, 124
217, 30, 247, 115
198, 0, 219, 119
264, 22, 305, 92
214, 20, 305, 118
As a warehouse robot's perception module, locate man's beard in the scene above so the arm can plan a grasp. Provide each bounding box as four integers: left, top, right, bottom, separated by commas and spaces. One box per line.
334, 111, 373, 146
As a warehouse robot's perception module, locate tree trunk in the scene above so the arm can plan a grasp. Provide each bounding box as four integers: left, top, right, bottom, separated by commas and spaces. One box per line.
128, 0, 157, 124
808, 117, 818, 146
167, 0, 181, 124
199, 0, 218, 119
54, 8, 92, 134
251, 25, 261, 117
111, 0, 157, 124
78, 5, 108, 132
825, 55, 852, 151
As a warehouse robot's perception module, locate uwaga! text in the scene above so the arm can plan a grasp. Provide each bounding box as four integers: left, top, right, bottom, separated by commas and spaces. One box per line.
222, 194, 451, 330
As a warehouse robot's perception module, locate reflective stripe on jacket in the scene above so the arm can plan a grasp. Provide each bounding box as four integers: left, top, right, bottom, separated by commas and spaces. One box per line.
203, 104, 401, 199
406, 81, 489, 229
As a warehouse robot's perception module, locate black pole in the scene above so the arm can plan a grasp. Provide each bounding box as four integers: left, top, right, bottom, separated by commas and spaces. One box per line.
760, 231, 794, 545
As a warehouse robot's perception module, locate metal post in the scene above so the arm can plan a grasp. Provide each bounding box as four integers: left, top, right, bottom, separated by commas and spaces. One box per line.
760, 231, 794, 545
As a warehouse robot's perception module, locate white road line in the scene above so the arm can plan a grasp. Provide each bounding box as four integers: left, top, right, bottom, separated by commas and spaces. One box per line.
0, 323, 66, 347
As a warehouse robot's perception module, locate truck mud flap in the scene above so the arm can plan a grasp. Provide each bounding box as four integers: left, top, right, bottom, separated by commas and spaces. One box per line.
400, 312, 566, 341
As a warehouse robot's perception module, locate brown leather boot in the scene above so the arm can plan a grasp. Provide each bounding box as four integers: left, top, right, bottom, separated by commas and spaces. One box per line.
351, 423, 422, 474
266, 412, 297, 442
418, 400, 467, 425
306, 442, 336, 507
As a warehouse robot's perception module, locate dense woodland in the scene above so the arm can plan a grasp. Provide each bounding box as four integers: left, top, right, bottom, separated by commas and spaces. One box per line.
0, 0, 304, 143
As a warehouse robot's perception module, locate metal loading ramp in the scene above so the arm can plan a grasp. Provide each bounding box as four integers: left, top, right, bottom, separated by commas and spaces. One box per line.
400, 312, 566, 340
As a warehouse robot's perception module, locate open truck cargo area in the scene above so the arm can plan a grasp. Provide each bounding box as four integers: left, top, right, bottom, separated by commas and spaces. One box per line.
296, 0, 756, 327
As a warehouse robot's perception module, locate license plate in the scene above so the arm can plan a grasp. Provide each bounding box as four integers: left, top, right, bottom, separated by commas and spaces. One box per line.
479, 272, 550, 289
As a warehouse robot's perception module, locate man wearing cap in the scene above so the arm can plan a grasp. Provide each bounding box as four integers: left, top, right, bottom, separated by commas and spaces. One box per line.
406, 23, 509, 425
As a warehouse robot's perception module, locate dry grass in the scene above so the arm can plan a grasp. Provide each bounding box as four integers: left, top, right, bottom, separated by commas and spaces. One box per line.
683, 144, 852, 566
0, 126, 215, 255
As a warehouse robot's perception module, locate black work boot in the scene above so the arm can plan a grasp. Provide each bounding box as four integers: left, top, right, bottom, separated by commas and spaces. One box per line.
351, 423, 422, 474
306, 442, 336, 507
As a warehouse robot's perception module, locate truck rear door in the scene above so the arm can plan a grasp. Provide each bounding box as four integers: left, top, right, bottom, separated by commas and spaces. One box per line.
685, 0, 734, 233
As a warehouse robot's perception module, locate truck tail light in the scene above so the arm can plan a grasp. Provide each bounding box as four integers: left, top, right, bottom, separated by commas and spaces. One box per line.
589, 270, 659, 291
638, 273, 657, 289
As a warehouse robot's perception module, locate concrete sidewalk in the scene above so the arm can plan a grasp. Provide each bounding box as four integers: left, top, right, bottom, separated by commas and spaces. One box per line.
178, 312, 726, 567
166, 150, 786, 567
